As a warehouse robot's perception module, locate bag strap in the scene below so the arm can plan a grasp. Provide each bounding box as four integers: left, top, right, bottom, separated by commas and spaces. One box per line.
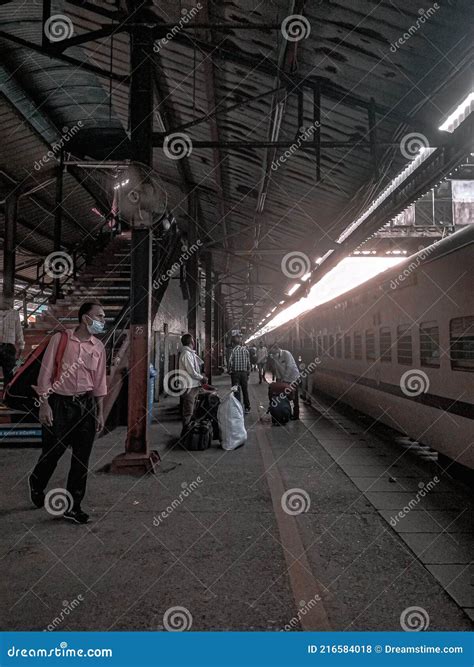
53, 330, 69, 383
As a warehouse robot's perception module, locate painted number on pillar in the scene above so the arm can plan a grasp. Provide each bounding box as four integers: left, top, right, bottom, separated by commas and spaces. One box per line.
135, 326, 144, 335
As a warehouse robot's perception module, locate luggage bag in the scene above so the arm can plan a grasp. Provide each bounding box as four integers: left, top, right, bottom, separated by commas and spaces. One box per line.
193, 391, 221, 441
183, 419, 212, 451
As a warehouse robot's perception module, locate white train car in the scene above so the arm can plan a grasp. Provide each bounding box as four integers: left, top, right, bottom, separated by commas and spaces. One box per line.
276, 226, 474, 471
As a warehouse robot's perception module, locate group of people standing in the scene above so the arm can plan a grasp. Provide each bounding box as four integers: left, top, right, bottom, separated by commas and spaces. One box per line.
227, 334, 300, 419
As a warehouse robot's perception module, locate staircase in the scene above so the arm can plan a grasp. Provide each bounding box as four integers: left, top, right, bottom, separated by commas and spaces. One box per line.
0, 233, 132, 445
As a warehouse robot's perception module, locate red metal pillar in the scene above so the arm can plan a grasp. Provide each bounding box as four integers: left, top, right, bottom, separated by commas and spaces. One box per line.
187, 194, 199, 344
204, 253, 213, 382
111, 16, 159, 475
3, 194, 18, 301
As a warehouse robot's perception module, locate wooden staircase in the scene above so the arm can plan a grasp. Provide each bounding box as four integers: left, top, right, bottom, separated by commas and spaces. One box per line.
0, 233, 132, 445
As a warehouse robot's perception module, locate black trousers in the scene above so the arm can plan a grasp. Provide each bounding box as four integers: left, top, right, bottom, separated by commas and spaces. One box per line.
230, 371, 250, 410
0, 342, 16, 387
31, 393, 97, 509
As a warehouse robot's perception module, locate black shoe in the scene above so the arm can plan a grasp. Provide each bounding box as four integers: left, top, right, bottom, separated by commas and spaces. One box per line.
64, 509, 89, 524
28, 478, 44, 509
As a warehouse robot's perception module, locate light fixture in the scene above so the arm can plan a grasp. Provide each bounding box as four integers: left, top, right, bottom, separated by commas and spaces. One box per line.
336, 149, 435, 245
302, 272, 311, 281
279, 300, 285, 304
439, 92, 474, 133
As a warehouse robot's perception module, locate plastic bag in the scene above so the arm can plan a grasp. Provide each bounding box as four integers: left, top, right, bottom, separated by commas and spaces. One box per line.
218, 386, 247, 451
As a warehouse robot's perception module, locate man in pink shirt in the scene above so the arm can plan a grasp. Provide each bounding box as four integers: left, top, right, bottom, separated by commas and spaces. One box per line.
29, 302, 107, 524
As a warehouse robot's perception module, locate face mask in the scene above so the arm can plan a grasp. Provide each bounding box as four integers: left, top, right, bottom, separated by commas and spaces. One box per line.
86, 317, 105, 335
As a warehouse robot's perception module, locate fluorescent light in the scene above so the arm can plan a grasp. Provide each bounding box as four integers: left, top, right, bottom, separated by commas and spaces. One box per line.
439, 92, 474, 133
266, 312, 271, 317
302, 272, 311, 281
271, 306, 276, 312
287, 284, 300, 296
279, 300, 285, 304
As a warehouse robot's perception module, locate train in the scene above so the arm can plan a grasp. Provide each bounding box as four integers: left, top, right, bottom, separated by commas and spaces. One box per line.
271, 225, 474, 471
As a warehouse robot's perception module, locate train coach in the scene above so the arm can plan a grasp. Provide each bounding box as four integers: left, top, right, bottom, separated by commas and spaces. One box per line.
276, 225, 474, 471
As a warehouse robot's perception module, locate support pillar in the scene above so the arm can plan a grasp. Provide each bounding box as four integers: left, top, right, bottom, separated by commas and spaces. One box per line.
187, 194, 199, 344
52, 151, 64, 303
204, 253, 213, 382
4, 194, 18, 301
213, 275, 221, 374
111, 16, 158, 475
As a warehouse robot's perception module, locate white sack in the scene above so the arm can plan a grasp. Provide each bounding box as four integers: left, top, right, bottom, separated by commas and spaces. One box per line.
218, 387, 247, 451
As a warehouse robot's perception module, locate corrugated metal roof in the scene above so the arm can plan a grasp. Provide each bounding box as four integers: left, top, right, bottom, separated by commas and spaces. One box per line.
0, 0, 472, 323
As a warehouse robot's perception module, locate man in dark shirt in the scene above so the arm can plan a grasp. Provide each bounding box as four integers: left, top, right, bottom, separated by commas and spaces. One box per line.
228, 335, 251, 413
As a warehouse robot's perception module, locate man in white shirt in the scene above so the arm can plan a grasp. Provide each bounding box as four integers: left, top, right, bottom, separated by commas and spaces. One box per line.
179, 333, 207, 431
269, 343, 300, 419
256, 341, 268, 384
0, 296, 24, 387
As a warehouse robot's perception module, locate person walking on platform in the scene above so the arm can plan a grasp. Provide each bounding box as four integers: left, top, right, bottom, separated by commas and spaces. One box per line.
179, 333, 207, 433
29, 302, 107, 524
0, 295, 24, 389
269, 342, 300, 419
228, 334, 251, 413
256, 341, 268, 384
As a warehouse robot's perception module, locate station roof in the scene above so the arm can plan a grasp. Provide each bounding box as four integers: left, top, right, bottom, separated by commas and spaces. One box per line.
0, 0, 472, 324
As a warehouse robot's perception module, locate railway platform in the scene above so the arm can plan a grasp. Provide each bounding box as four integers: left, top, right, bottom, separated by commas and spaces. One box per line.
1, 374, 472, 632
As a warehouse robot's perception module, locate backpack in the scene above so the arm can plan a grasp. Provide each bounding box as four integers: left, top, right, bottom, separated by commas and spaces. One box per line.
193, 391, 221, 441
3, 331, 69, 415
183, 419, 212, 451
269, 395, 292, 425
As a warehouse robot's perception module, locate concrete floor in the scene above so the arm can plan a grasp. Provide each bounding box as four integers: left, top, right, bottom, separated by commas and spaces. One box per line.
0, 373, 472, 631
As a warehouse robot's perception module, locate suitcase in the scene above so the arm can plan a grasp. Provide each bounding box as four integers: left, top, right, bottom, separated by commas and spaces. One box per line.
183, 419, 212, 450
193, 392, 221, 441
269, 396, 292, 425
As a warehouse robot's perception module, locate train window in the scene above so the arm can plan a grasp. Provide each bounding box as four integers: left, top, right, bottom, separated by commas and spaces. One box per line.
379, 327, 392, 362
420, 322, 440, 368
354, 332, 362, 360
329, 335, 334, 357
365, 330, 376, 360
397, 325, 412, 365
344, 334, 351, 359
336, 334, 342, 358
450, 316, 474, 371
